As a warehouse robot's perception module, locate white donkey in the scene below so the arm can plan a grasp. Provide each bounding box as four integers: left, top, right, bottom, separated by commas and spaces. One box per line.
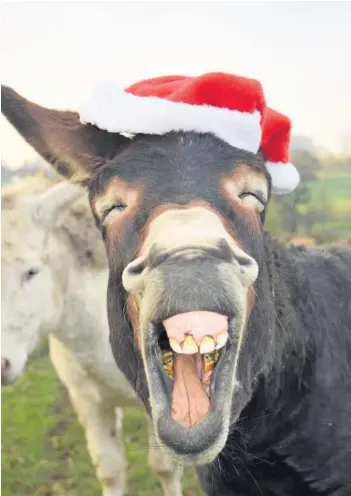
1, 175, 183, 496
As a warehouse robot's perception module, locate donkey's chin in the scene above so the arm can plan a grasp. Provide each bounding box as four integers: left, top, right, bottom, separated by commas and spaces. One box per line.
143, 317, 241, 466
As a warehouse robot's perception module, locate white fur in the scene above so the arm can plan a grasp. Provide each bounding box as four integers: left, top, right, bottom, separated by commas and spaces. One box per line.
79, 81, 262, 154
266, 161, 300, 194
1, 180, 183, 496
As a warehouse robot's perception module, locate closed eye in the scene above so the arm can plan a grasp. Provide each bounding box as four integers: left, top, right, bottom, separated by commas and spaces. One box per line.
239, 192, 266, 212
101, 203, 127, 225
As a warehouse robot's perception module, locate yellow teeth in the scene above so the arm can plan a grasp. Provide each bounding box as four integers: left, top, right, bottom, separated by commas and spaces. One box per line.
216, 331, 228, 350
203, 350, 220, 374
161, 348, 220, 379
165, 332, 228, 355
169, 337, 183, 353
161, 350, 174, 378
199, 336, 215, 354
182, 335, 199, 354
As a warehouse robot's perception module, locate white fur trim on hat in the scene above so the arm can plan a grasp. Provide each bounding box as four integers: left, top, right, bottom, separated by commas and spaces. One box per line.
79, 81, 262, 154
265, 161, 300, 195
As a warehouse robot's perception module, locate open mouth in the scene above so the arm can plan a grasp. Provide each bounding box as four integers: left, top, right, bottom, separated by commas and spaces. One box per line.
153, 311, 231, 428
124, 249, 250, 461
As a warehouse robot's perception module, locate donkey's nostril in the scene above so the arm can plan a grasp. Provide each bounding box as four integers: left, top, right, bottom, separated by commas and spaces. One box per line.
126, 260, 145, 276
1, 358, 10, 376
235, 252, 259, 284
217, 238, 233, 263
236, 254, 254, 267
122, 256, 149, 294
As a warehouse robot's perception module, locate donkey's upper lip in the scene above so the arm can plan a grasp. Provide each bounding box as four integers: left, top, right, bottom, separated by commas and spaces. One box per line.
162, 311, 229, 350
147, 243, 233, 271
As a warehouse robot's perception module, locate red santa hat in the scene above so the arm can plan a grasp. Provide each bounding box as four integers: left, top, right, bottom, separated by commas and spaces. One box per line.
79, 72, 300, 194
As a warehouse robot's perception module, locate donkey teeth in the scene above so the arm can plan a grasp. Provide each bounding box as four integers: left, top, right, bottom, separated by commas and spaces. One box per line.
216, 331, 229, 350
161, 350, 174, 378
169, 338, 183, 354
199, 336, 215, 354
182, 335, 199, 354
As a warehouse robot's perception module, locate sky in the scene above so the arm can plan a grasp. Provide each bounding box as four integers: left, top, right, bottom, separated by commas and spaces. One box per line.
2, 1, 351, 167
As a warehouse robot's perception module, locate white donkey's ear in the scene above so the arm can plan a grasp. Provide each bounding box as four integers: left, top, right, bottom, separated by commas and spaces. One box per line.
24, 181, 86, 228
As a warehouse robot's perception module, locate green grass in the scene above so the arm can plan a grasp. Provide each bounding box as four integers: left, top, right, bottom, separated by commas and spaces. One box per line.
307, 172, 351, 204
312, 219, 351, 233
2, 355, 203, 496
307, 173, 351, 238
266, 171, 351, 241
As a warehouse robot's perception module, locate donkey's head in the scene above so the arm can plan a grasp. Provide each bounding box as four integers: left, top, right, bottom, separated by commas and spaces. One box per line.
1, 179, 91, 385
1, 74, 298, 463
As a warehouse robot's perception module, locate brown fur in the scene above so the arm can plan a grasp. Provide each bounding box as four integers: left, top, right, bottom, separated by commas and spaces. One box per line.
220, 164, 267, 231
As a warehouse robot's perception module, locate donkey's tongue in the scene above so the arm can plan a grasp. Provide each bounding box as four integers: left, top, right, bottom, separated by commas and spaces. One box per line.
171, 354, 210, 427
163, 311, 228, 427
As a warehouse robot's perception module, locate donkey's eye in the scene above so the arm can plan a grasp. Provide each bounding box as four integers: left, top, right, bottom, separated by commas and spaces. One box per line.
101, 204, 127, 226
239, 193, 266, 213
22, 268, 40, 283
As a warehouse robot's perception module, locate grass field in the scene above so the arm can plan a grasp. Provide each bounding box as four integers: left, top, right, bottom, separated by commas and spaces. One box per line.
1, 352, 204, 496
306, 172, 351, 238
308, 172, 351, 202
266, 171, 351, 241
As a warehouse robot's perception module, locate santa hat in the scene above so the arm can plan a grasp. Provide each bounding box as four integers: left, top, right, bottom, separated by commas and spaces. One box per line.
79, 72, 300, 194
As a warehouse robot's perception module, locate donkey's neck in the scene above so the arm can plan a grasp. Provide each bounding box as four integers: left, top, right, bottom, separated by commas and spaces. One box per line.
47, 235, 111, 356
268, 234, 318, 357
226, 235, 318, 455
48, 249, 139, 400
59, 269, 110, 347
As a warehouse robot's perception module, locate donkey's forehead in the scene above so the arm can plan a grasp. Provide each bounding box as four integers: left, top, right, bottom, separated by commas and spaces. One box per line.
90, 132, 269, 198
1, 239, 43, 267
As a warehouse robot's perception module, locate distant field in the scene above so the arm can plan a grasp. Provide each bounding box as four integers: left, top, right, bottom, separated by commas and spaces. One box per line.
308, 172, 351, 204
307, 172, 351, 238
266, 171, 351, 241
1, 354, 203, 496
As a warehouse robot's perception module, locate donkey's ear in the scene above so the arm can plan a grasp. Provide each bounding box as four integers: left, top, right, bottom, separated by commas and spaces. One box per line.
1, 85, 130, 183
25, 181, 85, 228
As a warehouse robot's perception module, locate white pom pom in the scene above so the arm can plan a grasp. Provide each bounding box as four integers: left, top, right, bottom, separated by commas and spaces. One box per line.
265, 161, 300, 195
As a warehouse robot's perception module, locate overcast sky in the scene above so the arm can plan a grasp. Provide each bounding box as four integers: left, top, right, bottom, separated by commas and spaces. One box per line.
2, 1, 351, 166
